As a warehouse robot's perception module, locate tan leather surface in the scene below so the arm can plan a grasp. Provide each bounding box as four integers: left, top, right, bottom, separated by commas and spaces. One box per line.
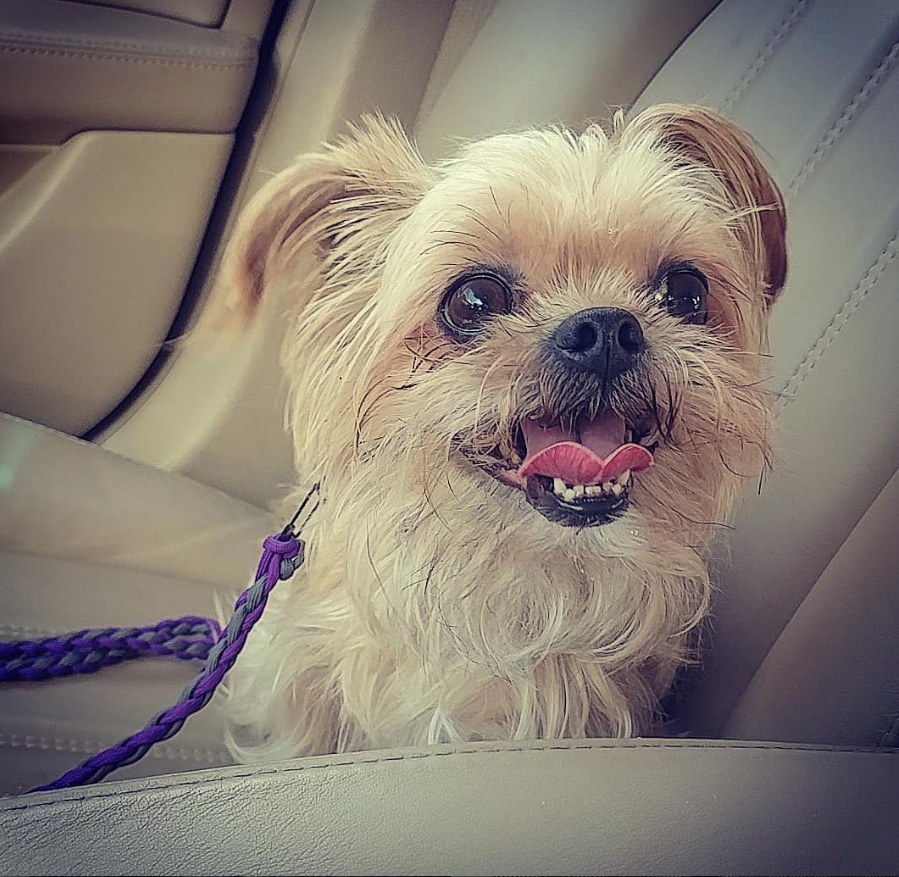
1, 739, 897, 876
74, 0, 230, 29
0, 413, 274, 794
724, 469, 899, 746
0, 413, 275, 584
99, 0, 457, 506
413, 0, 720, 158
0, 131, 234, 436
634, 0, 899, 740
0, 0, 258, 143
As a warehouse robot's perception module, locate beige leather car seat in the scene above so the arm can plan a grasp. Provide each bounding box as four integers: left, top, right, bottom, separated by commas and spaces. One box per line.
632, 0, 899, 748
2, 0, 898, 873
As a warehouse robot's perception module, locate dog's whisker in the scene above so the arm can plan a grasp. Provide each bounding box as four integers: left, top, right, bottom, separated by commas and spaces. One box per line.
457, 204, 504, 244
418, 238, 483, 259
488, 185, 508, 233
664, 506, 736, 531
432, 227, 488, 243
354, 381, 400, 451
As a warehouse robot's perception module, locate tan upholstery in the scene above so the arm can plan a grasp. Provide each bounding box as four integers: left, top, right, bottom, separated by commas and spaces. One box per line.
0, 0, 258, 143
0, 0, 266, 437
0, 0, 897, 874
2, 739, 898, 876
723, 469, 899, 746
74, 0, 230, 29
0, 413, 276, 794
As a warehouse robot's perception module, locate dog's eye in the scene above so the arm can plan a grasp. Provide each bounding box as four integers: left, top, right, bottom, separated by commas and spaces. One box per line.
659, 268, 708, 325
439, 274, 513, 339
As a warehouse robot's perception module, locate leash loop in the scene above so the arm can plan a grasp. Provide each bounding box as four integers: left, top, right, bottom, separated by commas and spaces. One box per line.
9, 484, 320, 792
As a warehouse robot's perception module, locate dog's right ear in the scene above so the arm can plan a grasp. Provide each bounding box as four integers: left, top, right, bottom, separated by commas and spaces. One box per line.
218, 116, 432, 326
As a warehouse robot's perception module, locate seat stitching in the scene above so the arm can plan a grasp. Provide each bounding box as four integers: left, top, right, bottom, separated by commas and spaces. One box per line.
0, 31, 250, 60
769, 29, 899, 406
0, 624, 58, 639
0, 44, 255, 71
785, 37, 899, 201
3, 739, 896, 812
776, 228, 899, 410
0, 731, 230, 766
721, 0, 813, 114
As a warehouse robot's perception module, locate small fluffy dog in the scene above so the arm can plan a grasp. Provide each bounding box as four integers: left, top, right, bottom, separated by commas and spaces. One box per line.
218, 103, 786, 761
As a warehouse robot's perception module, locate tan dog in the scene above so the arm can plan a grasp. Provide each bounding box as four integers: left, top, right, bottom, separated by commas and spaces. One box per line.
218, 104, 786, 760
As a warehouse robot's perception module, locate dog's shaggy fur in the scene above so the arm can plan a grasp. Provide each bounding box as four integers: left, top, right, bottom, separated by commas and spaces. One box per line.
218, 104, 786, 761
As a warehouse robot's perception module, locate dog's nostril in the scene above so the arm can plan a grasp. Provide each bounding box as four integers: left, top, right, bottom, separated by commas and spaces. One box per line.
556, 320, 598, 353
617, 317, 643, 353
550, 307, 644, 379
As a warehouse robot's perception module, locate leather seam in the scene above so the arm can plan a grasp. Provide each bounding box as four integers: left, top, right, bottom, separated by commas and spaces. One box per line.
2, 30, 247, 54
785, 36, 899, 201
721, 0, 813, 114
0, 732, 230, 766
0, 43, 255, 71
0, 625, 58, 639
4, 740, 896, 811
772, 27, 899, 407
776, 227, 899, 409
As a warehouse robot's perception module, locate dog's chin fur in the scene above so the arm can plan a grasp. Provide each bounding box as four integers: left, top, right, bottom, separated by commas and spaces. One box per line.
218, 104, 787, 761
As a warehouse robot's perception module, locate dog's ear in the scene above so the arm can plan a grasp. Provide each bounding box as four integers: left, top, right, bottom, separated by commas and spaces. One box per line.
218, 116, 432, 325
629, 103, 787, 302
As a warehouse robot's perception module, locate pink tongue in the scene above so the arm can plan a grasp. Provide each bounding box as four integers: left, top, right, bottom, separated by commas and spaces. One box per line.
518, 409, 653, 484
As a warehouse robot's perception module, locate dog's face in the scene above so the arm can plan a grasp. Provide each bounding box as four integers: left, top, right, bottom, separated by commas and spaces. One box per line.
221, 104, 786, 557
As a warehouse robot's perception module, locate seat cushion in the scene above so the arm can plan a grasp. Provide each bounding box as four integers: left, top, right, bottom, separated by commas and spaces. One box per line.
0, 412, 276, 793
1, 738, 898, 876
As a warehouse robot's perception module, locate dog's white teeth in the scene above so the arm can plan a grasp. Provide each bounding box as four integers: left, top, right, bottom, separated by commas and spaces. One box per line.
550, 477, 630, 500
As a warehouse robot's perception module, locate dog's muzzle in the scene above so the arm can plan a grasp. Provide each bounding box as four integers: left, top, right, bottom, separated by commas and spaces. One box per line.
465, 307, 659, 528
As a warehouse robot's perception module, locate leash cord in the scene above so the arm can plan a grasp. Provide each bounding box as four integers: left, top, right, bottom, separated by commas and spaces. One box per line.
0, 617, 222, 682
8, 485, 319, 792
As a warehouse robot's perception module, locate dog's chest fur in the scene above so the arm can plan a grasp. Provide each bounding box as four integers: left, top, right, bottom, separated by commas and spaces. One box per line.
232, 468, 706, 757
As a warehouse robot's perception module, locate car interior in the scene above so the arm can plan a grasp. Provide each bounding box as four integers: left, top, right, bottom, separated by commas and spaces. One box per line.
1, 0, 898, 873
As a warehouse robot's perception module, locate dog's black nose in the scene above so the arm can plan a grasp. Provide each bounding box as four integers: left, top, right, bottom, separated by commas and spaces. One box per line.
551, 307, 644, 380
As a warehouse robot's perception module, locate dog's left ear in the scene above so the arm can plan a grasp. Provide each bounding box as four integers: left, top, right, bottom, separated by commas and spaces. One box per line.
629, 103, 787, 303
217, 116, 432, 325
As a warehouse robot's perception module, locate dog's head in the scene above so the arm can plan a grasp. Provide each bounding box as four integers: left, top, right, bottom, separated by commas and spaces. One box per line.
220, 104, 785, 553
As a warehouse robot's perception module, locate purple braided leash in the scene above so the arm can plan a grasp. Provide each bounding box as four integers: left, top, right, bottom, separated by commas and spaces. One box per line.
12, 485, 320, 793
0, 617, 221, 682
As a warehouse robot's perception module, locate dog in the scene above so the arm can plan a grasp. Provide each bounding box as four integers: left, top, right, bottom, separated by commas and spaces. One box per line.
217, 103, 787, 761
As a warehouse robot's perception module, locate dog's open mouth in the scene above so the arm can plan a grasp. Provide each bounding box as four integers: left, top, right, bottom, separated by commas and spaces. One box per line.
469, 409, 657, 527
